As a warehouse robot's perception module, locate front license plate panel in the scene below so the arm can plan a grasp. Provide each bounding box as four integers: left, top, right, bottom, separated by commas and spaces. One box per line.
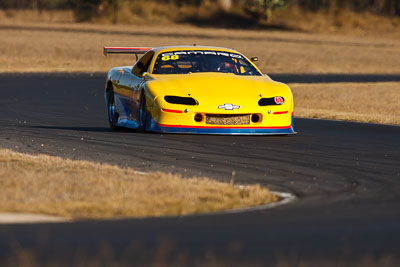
206, 114, 250, 125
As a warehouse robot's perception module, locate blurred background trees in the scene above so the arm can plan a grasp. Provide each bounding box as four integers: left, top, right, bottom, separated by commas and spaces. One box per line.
293, 0, 399, 16
0, 0, 398, 22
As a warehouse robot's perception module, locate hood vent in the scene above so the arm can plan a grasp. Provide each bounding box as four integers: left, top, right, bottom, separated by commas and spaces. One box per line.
258, 97, 285, 106
164, 96, 197, 105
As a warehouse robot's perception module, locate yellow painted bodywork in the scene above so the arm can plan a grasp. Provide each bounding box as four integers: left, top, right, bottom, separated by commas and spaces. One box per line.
144, 73, 293, 128
140, 46, 294, 129
107, 46, 294, 133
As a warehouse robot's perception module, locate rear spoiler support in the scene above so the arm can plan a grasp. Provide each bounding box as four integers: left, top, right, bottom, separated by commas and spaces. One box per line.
103, 47, 153, 60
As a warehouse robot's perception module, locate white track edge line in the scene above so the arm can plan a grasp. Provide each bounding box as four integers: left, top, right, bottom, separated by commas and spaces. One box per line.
218, 190, 296, 215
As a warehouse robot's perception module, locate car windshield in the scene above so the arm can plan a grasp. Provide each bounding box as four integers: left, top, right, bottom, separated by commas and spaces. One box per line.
152, 50, 261, 76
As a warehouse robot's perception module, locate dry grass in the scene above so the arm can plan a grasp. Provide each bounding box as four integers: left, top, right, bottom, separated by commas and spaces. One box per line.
0, 13, 400, 74
291, 82, 400, 125
0, 149, 276, 219
274, 6, 400, 38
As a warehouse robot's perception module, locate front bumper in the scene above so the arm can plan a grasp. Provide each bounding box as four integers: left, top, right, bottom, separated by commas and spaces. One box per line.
146, 114, 295, 135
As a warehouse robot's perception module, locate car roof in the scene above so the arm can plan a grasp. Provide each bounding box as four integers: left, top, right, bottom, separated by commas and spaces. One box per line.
150, 45, 240, 54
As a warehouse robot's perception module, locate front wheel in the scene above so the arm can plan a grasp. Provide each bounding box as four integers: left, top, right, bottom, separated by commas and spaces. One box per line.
106, 87, 120, 131
137, 93, 147, 132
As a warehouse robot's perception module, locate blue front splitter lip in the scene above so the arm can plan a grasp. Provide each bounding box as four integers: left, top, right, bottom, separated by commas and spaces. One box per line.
146, 115, 295, 135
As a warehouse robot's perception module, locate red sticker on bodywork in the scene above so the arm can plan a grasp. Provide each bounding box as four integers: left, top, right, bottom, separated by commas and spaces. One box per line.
274, 97, 284, 105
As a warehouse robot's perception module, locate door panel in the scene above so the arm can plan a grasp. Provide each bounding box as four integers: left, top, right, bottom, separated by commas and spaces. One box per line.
114, 51, 155, 126
119, 69, 143, 123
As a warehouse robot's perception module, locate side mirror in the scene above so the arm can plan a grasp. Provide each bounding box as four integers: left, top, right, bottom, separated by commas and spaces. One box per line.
251, 57, 258, 62
142, 72, 154, 81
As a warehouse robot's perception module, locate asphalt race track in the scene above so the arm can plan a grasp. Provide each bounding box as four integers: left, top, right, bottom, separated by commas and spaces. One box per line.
0, 73, 399, 266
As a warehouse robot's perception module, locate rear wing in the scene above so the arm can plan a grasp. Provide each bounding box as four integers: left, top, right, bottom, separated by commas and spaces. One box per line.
103, 47, 153, 60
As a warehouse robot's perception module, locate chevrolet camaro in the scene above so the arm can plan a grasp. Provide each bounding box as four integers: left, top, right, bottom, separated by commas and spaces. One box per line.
104, 45, 294, 135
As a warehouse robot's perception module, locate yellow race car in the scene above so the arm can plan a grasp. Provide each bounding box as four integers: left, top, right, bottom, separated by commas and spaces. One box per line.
104, 45, 294, 135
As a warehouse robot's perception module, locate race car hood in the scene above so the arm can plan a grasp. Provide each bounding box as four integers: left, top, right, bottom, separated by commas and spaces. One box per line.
145, 72, 293, 112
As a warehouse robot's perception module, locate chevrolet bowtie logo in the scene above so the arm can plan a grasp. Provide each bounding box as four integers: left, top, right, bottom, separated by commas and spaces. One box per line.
218, 103, 240, 110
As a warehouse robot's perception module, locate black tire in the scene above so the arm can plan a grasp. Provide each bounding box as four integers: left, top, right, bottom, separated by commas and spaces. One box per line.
106, 86, 120, 131
137, 92, 147, 132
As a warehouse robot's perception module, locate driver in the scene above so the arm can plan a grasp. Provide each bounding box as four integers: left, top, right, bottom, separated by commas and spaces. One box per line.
217, 62, 237, 74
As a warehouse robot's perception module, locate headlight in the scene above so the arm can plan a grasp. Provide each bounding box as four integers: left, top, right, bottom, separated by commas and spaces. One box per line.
164, 96, 198, 105
258, 97, 285, 106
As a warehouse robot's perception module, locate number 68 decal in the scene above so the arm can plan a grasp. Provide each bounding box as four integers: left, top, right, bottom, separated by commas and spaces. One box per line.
162, 55, 180, 61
